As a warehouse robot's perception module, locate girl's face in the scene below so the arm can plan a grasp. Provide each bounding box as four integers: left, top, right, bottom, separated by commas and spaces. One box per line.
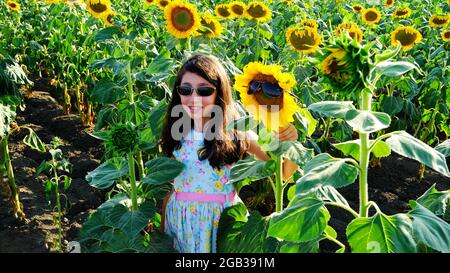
179, 71, 218, 122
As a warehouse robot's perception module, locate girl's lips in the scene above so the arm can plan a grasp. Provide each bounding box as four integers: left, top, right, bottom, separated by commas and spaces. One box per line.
188, 106, 202, 112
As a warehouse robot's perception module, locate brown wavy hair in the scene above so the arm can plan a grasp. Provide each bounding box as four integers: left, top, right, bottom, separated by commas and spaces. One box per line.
160, 54, 248, 169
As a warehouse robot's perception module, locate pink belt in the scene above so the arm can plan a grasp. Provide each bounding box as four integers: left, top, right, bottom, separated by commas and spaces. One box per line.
175, 191, 236, 204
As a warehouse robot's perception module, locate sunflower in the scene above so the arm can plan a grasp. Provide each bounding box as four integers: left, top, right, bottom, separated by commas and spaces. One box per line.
286, 26, 321, 54
198, 14, 223, 38
441, 30, 450, 42
385, 0, 394, 8
143, 0, 156, 5
299, 19, 318, 30
392, 7, 411, 19
157, 0, 171, 9
5, 0, 20, 11
215, 4, 233, 19
429, 14, 450, 28
229, 1, 246, 18
164, 1, 200, 39
283, 0, 296, 3
335, 21, 363, 44
102, 11, 116, 26
362, 8, 381, 25
234, 62, 300, 131
85, 0, 111, 19
352, 4, 364, 13
46, 0, 61, 3
318, 34, 371, 97
245, 1, 271, 22
391, 26, 422, 51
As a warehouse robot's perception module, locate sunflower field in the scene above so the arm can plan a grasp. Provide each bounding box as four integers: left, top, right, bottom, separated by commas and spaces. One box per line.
1, 0, 450, 254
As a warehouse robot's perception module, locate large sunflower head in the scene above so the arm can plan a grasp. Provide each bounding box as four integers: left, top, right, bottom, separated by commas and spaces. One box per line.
362, 8, 382, 25
215, 4, 233, 19
164, 1, 201, 39
442, 30, 450, 42
286, 26, 321, 54
234, 62, 299, 131
385, 0, 395, 8
429, 14, 450, 28
198, 14, 223, 38
335, 21, 363, 44
85, 0, 111, 19
245, 1, 271, 22
392, 7, 411, 19
299, 19, 318, 30
6, 0, 21, 11
391, 26, 422, 51
317, 34, 371, 98
229, 1, 246, 18
352, 4, 364, 13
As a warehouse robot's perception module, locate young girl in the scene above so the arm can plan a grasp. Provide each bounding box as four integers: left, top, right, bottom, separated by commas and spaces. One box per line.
160, 54, 298, 253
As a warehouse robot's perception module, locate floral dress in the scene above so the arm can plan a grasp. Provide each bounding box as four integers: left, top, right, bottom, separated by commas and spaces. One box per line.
164, 129, 239, 253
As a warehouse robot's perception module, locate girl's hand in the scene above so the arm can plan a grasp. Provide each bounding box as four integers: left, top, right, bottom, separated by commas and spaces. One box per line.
276, 123, 298, 142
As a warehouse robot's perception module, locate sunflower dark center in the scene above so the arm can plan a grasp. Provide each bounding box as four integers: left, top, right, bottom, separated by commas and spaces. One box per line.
247, 5, 266, 18
10, 3, 17, 8
365, 11, 379, 21
432, 17, 448, 25
160, 0, 169, 7
395, 30, 417, 46
443, 31, 450, 39
395, 10, 408, 16
107, 14, 114, 24
90, 2, 108, 13
218, 7, 231, 17
290, 30, 316, 50
387, 0, 393, 5
250, 75, 283, 110
231, 5, 244, 15
172, 7, 195, 31
353, 6, 362, 11
199, 18, 216, 35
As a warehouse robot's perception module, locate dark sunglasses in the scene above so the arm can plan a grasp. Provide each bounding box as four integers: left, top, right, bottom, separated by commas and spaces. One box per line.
247, 80, 283, 98
176, 85, 216, 97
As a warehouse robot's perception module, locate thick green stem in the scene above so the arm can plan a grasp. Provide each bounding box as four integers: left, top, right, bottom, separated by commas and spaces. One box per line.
255, 22, 261, 62
1, 138, 25, 220
359, 91, 372, 217
125, 41, 134, 104
136, 152, 145, 179
51, 157, 63, 252
275, 156, 284, 212
128, 153, 138, 211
